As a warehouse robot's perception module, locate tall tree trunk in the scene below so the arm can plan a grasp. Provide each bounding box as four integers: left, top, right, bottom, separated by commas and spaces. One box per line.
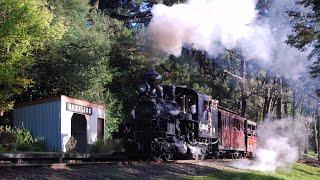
284, 101, 288, 117
240, 58, 247, 118
94, 0, 99, 10
263, 87, 270, 120
314, 116, 318, 153
89, 0, 100, 10
317, 104, 320, 162
276, 78, 282, 119
305, 124, 310, 154
292, 90, 297, 118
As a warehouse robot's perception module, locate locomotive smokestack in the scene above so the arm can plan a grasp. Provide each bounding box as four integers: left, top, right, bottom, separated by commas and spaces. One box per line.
141, 70, 162, 89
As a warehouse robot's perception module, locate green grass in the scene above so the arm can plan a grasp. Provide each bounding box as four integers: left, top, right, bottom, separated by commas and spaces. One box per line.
304, 150, 318, 159
194, 163, 320, 180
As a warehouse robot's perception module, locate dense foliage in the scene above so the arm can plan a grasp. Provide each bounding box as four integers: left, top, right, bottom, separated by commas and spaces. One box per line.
287, 0, 320, 89
0, 0, 64, 112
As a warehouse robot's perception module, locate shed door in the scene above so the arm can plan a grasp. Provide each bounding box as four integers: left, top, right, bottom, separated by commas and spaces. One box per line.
71, 113, 87, 153
97, 118, 104, 140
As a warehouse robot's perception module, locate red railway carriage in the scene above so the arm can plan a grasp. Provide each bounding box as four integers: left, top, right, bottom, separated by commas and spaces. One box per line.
246, 120, 257, 156
218, 108, 246, 156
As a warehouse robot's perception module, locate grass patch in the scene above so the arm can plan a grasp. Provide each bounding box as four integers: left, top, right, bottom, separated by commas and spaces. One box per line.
194, 163, 320, 180
304, 150, 318, 159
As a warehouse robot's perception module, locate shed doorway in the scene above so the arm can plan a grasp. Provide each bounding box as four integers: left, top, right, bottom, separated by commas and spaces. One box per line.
71, 113, 87, 153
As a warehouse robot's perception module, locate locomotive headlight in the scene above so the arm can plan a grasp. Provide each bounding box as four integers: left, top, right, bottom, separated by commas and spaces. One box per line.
138, 83, 148, 93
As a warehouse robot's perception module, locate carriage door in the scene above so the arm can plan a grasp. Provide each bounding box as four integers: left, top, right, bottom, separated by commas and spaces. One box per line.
71, 113, 87, 153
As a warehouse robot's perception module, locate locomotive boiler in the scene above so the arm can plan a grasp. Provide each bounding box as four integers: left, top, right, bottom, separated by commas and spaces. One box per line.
123, 70, 257, 161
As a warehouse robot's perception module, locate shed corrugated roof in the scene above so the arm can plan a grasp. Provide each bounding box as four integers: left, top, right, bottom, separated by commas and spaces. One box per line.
15, 95, 106, 109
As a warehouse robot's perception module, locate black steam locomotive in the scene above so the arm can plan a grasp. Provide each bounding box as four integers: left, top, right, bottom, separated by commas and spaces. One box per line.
122, 70, 257, 161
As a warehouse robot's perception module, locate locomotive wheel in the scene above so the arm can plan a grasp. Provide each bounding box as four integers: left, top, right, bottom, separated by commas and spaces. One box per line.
161, 153, 173, 162
238, 153, 243, 159
153, 154, 162, 162
213, 152, 220, 159
196, 153, 205, 160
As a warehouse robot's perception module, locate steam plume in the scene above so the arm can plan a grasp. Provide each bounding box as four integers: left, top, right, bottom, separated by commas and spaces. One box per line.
147, 0, 311, 80
148, 0, 272, 59
230, 117, 308, 172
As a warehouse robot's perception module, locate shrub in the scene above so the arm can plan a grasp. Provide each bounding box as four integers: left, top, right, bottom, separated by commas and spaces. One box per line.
65, 136, 77, 153
90, 140, 108, 154
90, 139, 124, 154
0, 126, 17, 151
0, 145, 5, 152
0, 126, 46, 152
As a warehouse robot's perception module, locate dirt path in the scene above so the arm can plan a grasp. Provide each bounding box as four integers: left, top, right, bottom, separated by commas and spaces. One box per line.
0, 159, 237, 180
0, 159, 317, 180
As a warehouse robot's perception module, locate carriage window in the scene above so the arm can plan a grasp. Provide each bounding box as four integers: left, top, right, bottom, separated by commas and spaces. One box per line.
231, 117, 234, 129
234, 119, 238, 130
248, 124, 252, 136
232, 118, 235, 129
233, 118, 240, 131
221, 115, 223, 128
222, 115, 225, 128
231, 118, 235, 130
202, 101, 209, 119
226, 115, 231, 129
225, 116, 228, 129
235, 119, 238, 130
252, 125, 256, 136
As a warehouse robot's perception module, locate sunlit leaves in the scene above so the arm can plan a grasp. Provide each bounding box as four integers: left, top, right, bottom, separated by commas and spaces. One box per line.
0, 0, 65, 111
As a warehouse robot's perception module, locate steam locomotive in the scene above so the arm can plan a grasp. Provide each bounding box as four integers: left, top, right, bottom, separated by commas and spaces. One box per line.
123, 70, 257, 161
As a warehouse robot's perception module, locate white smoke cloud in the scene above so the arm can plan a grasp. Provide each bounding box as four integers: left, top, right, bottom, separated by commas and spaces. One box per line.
259, 0, 310, 80
148, 0, 271, 59
147, 0, 310, 80
230, 117, 308, 172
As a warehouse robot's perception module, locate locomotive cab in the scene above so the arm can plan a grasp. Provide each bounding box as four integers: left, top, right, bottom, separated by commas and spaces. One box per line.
174, 87, 219, 140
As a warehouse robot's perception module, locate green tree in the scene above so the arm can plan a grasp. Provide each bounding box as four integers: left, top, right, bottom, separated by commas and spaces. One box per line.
19, 0, 147, 139
287, 1, 320, 94
29, 1, 113, 103
0, 0, 64, 112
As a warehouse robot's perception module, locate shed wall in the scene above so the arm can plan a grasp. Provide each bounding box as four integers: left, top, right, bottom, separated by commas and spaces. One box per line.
60, 100, 105, 152
14, 100, 61, 151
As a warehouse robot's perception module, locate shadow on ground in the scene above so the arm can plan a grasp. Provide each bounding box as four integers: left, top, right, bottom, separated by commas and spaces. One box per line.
0, 162, 283, 180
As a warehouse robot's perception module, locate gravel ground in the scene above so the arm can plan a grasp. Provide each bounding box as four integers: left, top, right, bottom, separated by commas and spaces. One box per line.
0, 159, 234, 180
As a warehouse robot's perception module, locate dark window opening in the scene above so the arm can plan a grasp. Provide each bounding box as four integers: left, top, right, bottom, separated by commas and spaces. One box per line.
97, 118, 104, 140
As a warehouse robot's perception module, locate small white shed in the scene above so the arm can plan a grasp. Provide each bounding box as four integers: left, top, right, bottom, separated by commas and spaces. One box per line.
14, 95, 106, 152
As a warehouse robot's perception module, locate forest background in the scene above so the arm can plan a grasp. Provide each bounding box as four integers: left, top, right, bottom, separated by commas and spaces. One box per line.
0, 0, 319, 151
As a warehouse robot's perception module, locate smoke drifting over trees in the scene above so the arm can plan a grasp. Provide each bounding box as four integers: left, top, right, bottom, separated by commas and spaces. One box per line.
147, 0, 313, 80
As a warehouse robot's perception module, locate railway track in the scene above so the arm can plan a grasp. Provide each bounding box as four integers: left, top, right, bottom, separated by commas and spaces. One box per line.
0, 152, 238, 168
0, 152, 130, 167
